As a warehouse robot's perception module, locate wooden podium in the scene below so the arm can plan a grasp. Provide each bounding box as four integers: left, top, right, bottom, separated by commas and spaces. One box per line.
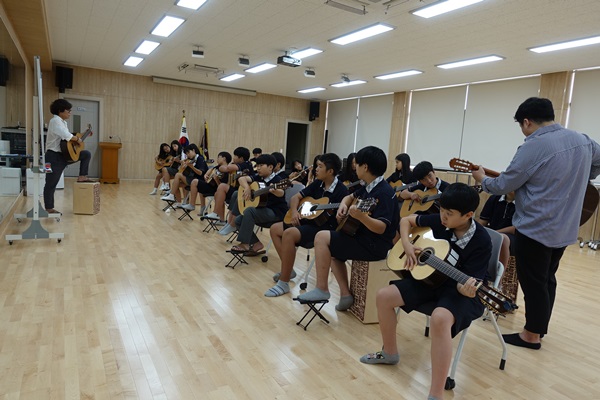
99, 142, 122, 184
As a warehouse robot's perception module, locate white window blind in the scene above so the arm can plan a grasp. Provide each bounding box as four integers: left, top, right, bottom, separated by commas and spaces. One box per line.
325, 99, 358, 158
461, 76, 541, 172
356, 94, 394, 156
569, 69, 600, 144
406, 86, 467, 169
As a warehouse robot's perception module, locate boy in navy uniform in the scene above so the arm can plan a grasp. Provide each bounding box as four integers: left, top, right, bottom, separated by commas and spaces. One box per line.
265, 153, 348, 297
297, 146, 399, 311
360, 183, 491, 400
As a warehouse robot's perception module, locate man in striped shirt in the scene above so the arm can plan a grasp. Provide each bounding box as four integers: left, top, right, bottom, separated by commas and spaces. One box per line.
472, 97, 600, 350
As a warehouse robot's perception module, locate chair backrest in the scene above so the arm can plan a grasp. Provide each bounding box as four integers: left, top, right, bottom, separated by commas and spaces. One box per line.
484, 227, 505, 288
285, 183, 305, 207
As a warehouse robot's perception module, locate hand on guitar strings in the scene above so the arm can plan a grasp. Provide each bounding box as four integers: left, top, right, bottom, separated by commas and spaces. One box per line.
336, 203, 349, 221
457, 277, 479, 298
402, 243, 422, 271
348, 204, 365, 221
409, 192, 423, 203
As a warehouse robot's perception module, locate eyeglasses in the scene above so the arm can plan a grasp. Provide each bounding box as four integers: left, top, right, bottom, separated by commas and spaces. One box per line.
66, 109, 72, 113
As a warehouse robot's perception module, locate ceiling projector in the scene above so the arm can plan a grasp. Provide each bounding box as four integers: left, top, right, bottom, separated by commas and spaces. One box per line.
192, 49, 204, 58
277, 55, 301, 67
304, 69, 315, 78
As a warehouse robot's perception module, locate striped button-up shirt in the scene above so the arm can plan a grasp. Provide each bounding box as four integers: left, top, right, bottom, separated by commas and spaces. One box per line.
481, 123, 600, 248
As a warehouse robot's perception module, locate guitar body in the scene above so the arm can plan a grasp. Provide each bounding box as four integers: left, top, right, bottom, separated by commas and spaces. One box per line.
238, 181, 266, 213
59, 125, 92, 163
283, 196, 330, 225
155, 155, 173, 171
400, 188, 439, 217
387, 227, 449, 287
581, 182, 600, 226
238, 179, 291, 215
389, 180, 404, 198
336, 197, 377, 236
205, 167, 222, 188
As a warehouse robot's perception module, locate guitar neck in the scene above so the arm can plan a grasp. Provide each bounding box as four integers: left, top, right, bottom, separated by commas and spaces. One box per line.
421, 193, 441, 204
315, 202, 341, 211
394, 182, 417, 192
422, 253, 471, 286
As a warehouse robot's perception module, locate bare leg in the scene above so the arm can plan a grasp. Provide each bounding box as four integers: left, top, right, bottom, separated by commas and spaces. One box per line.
499, 233, 510, 270
161, 167, 170, 185
429, 307, 455, 400
213, 183, 229, 220
313, 230, 333, 292
376, 285, 405, 355
279, 227, 300, 282
153, 172, 162, 188
270, 222, 285, 260
330, 258, 351, 297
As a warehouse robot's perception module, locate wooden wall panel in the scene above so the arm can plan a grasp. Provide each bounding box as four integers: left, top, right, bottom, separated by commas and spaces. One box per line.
540, 71, 572, 125
386, 91, 408, 176
42, 66, 316, 180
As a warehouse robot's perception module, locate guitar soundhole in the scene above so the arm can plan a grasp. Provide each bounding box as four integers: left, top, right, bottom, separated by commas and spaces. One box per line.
417, 248, 434, 265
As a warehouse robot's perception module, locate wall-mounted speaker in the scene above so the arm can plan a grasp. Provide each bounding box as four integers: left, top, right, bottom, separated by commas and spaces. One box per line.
309, 101, 320, 121
0, 58, 9, 87
55, 66, 73, 93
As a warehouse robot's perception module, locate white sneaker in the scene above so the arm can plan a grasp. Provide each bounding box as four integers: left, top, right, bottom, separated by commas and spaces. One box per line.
161, 193, 175, 201
218, 223, 236, 235
205, 212, 219, 219
180, 203, 195, 211
159, 183, 167, 190
173, 202, 182, 208
149, 188, 157, 195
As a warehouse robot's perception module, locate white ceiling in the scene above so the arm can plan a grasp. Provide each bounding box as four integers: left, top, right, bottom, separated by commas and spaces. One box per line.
44, 0, 600, 101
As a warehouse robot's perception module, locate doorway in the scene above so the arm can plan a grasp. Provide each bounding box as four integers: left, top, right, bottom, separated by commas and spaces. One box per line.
285, 121, 309, 171
63, 98, 99, 177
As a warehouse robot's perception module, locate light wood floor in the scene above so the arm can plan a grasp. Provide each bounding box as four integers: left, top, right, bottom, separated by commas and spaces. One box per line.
1, 180, 599, 399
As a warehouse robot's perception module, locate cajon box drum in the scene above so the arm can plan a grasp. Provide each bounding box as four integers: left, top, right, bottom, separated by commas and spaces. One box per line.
349, 259, 397, 324
73, 182, 100, 214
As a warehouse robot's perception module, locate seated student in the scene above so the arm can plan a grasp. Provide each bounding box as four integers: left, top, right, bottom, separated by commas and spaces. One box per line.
229, 154, 288, 255
272, 152, 289, 179
339, 152, 359, 193
297, 146, 399, 311
161, 144, 208, 207
307, 155, 320, 186
160, 140, 183, 194
289, 159, 309, 186
387, 153, 416, 185
476, 191, 515, 270
180, 151, 231, 215
360, 183, 491, 400
249, 147, 262, 164
400, 161, 450, 206
150, 143, 172, 195
265, 153, 348, 297
205, 147, 252, 223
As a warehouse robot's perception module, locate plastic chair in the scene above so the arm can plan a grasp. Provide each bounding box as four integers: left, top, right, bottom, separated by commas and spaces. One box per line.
414, 227, 508, 390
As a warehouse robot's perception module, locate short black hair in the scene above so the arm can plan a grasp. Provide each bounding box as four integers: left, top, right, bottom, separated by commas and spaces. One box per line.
252, 147, 262, 155
413, 161, 434, 181
50, 99, 72, 115
318, 153, 342, 175
255, 154, 277, 168
218, 151, 232, 164
514, 97, 555, 125
271, 152, 285, 168
184, 144, 199, 154
355, 146, 387, 176
440, 183, 480, 215
234, 147, 250, 161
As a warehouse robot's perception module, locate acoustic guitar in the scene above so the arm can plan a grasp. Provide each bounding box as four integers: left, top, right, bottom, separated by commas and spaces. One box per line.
178, 158, 194, 174
289, 166, 311, 182
154, 155, 173, 171
449, 157, 600, 226
283, 197, 341, 226
400, 188, 439, 217
387, 226, 515, 315
60, 124, 92, 163
205, 166, 223, 187
238, 179, 292, 214
336, 197, 378, 236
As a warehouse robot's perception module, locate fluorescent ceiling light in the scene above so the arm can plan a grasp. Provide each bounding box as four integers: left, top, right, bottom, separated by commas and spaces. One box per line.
220, 73, 245, 82
529, 35, 600, 53
436, 55, 504, 69
124, 56, 143, 67
331, 80, 367, 87
411, 0, 484, 18
330, 23, 394, 46
290, 48, 323, 59
298, 87, 326, 94
375, 70, 423, 80
135, 40, 160, 55
151, 16, 185, 37
245, 63, 277, 73
176, 0, 207, 10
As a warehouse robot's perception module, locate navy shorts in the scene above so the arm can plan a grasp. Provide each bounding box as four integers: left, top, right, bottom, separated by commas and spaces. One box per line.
329, 231, 389, 262
391, 278, 485, 337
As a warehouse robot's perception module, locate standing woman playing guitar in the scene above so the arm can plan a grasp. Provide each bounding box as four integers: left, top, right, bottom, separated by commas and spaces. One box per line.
43, 99, 94, 214
149, 143, 172, 195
